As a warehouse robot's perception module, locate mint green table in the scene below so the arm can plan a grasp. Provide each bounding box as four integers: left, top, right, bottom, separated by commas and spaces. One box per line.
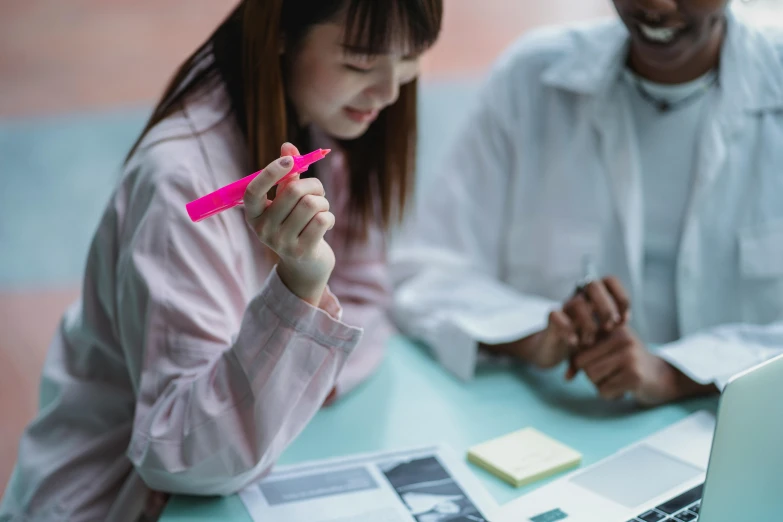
160, 336, 716, 521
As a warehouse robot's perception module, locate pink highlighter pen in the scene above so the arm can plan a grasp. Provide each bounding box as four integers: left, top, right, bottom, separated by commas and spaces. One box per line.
186, 148, 331, 223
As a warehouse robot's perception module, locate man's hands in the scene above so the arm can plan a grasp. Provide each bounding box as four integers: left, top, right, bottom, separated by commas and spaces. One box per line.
484, 276, 716, 405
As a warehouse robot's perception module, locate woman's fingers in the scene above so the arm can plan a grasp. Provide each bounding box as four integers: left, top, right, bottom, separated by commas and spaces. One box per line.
279, 195, 331, 243
243, 156, 295, 219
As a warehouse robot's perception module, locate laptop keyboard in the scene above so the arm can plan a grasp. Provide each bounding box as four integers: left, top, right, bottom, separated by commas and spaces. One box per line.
626, 484, 703, 522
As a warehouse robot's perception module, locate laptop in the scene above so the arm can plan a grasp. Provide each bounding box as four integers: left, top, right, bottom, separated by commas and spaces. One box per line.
498, 353, 783, 522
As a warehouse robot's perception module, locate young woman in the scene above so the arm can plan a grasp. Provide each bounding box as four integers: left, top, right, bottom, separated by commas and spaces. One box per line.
0, 1, 442, 520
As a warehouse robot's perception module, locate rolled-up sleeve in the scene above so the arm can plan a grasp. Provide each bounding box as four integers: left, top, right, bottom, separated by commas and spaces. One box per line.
390, 62, 557, 381
657, 322, 783, 390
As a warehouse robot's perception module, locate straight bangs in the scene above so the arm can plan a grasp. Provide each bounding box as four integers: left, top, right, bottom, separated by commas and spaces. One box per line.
342, 0, 442, 57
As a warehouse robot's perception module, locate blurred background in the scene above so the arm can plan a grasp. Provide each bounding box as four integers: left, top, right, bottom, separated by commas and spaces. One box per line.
1, 0, 781, 493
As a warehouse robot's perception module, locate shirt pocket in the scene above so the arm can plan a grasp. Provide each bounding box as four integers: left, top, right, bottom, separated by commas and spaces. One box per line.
738, 222, 783, 323
507, 222, 602, 301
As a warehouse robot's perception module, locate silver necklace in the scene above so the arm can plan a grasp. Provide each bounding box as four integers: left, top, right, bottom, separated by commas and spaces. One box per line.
632, 73, 719, 112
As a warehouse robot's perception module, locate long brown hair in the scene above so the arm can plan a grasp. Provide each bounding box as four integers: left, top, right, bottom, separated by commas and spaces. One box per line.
127, 0, 442, 236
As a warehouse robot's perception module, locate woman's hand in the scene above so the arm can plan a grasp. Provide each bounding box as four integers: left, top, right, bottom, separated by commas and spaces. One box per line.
243, 143, 335, 306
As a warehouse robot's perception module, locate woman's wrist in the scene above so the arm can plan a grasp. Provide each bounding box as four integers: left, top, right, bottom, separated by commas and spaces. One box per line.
277, 263, 330, 307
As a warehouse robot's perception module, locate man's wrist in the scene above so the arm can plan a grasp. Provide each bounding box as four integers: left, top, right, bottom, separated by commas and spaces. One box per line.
664, 360, 719, 401
480, 331, 544, 364
515, 331, 545, 365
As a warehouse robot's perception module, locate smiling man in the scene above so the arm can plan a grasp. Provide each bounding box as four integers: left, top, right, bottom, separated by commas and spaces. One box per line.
392, 0, 783, 406
618, 0, 727, 84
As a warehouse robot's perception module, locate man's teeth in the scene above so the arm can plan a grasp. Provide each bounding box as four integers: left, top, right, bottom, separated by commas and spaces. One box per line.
639, 24, 677, 43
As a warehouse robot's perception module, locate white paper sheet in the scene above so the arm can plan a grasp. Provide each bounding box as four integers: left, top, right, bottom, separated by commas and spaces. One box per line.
239, 445, 498, 522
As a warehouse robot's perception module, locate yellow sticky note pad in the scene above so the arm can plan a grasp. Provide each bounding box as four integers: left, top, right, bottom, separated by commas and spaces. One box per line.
467, 428, 582, 487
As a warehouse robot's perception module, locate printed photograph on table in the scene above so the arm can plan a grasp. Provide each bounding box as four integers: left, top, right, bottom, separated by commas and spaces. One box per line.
237, 446, 497, 522
380, 456, 489, 522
